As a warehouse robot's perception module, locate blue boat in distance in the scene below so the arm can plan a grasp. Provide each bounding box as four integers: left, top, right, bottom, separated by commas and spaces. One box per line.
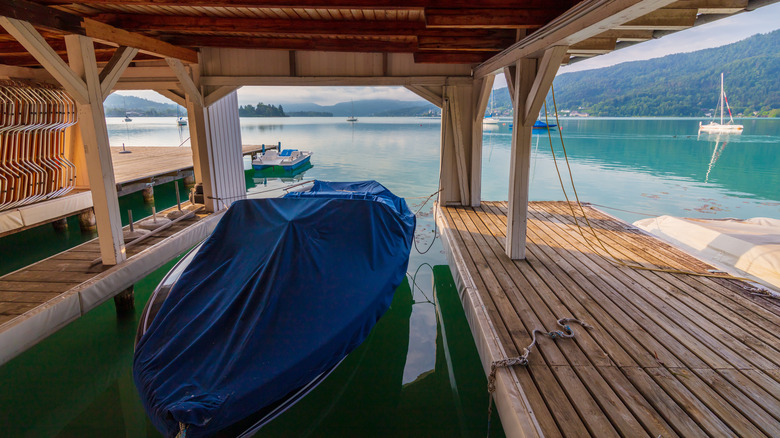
133, 181, 415, 437
533, 120, 557, 129
252, 148, 312, 171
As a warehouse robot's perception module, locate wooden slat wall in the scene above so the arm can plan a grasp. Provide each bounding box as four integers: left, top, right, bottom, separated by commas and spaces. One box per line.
438, 201, 780, 438
205, 91, 246, 209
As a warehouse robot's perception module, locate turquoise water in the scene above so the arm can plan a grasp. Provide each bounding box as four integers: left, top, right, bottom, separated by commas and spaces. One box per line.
2, 115, 778, 436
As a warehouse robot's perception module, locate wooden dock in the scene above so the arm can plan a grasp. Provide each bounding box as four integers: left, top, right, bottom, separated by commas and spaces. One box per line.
0, 203, 225, 365
437, 201, 780, 438
0, 144, 266, 237
112, 144, 268, 186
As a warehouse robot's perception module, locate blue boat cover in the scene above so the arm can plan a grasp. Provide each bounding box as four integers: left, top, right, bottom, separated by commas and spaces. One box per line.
133, 181, 415, 437
278, 149, 297, 156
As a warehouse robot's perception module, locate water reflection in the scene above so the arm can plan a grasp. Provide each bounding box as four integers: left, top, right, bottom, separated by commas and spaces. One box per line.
698, 131, 735, 183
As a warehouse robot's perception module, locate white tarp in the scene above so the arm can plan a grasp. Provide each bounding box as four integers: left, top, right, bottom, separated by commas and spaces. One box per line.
634, 215, 780, 292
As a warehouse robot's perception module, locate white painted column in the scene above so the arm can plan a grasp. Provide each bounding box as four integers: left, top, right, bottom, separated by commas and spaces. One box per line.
65, 35, 126, 265
204, 91, 246, 210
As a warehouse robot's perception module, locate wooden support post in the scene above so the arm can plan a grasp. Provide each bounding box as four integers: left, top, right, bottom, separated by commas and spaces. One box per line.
506, 46, 568, 260
186, 93, 217, 212
113, 285, 134, 315
438, 84, 479, 206
79, 208, 97, 233
52, 218, 69, 232
142, 185, 154, 204
66, 35, 126, 265
470, 75, 495, 207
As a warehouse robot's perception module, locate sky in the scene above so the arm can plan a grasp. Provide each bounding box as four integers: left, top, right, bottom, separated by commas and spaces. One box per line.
119, 3, 780, 106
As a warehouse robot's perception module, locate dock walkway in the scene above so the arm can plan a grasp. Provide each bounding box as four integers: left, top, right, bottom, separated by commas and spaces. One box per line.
0, 203, 224, 365
437, 201, 780, 438
0, 144, 265, 237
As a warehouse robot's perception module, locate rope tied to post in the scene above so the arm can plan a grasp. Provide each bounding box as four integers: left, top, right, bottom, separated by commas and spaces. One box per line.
485, 318, 592, 437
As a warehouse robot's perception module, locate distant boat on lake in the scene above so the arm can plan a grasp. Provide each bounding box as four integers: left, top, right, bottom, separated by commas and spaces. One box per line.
699, 73, 743, 134
533, 120, 556, 129
347, 101, 358, 122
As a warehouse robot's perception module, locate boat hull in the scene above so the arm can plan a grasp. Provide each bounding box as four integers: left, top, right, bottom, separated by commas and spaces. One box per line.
698, 123, 743, 133
252, 154, 311, 171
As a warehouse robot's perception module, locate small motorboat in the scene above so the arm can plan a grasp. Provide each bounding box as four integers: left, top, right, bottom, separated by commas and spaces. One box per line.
252, 149, 312, 171
533, 120, 556, 129
133, 180, 415, 437
177, 117, 187, 126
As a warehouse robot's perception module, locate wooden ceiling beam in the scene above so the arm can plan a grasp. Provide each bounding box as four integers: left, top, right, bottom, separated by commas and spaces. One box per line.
425, 8, 564, 29
413, 51, 494, 64
568, 37, 617, 54
0, 50, 158, 66
95, 13, 426, 36
165, 35, 418, 53
595, 29, 654, 41
666, 0, 748, 14
0, 0, 198, 62
615, 8, 698, 30
474, 0, 680, 79
38, 0, 573, 9
417, 35, 515, 51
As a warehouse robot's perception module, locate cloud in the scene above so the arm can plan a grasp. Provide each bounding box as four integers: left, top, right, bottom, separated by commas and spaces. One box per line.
237, 86, 422, 106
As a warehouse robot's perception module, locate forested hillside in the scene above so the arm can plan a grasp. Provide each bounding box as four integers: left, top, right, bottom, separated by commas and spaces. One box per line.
551, 30, 780, 117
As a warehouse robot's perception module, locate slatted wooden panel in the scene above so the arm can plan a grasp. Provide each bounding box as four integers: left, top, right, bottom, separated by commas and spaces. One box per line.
205, 91, 246, 210
440, 201, 780, 438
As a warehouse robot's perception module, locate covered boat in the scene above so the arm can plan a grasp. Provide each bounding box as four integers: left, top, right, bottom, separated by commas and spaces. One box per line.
133, 180, 416, 437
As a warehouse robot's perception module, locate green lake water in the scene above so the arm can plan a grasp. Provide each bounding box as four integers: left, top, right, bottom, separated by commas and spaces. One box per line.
1, 116, 778, 436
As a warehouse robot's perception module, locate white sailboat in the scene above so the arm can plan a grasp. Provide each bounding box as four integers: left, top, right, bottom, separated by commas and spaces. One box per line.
483, 90, 500, 125
347, 100, 358, 122
699, 73, 743, 134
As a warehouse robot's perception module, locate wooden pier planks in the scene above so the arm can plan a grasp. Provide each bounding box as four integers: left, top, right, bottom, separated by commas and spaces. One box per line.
0, 203, 225, 364
438, 201, 780, 438
111, 144, 265, 185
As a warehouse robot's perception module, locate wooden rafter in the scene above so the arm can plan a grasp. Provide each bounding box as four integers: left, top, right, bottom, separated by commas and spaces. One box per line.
569, 37, 617, 54
165, 35, 418, 53
474, 0, 680, 78
667, 0, 748, 14
595, 29, 655, 41
0, 0, 198, 62
417, 35, 515, 51
38, 0, 575, 9
425, 8, 565, 29
414, 51, 494, 64
95, 14, 427, 36
616, 8, 698, 30
99, 46, 138, 99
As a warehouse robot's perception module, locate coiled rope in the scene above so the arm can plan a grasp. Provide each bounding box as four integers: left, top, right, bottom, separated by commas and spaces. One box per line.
486, 318, 591, 437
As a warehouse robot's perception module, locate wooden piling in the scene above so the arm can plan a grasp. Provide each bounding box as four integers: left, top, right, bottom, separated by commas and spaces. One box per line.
114, 286, 135, 315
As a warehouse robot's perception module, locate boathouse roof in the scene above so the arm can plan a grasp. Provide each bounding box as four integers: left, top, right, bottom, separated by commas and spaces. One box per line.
1, 0, 777, 73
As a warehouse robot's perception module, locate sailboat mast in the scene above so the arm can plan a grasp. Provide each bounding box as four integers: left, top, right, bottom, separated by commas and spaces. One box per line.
720, 72, 725, 125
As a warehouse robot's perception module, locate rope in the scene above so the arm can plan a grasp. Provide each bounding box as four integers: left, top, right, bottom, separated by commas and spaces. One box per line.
175, 422, 187, 438
406, 263, 435, 305
485, 318, 591, 437
582, 202, 663, 218
543, 85, 753, 284
411, 189, 442, 255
